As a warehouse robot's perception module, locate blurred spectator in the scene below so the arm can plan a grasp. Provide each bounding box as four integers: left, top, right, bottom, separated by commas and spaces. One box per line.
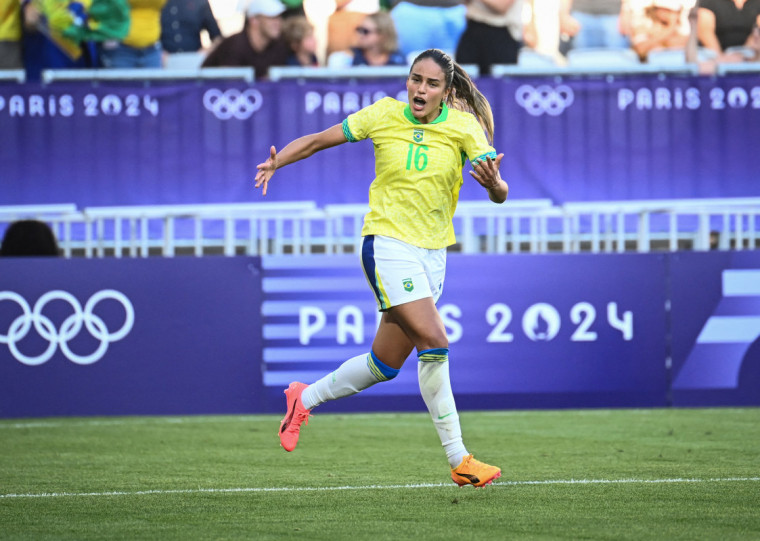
327, 0, 379, 55
631, 0, 689, 61
750, 18, 760, 57
686, 4, 713, 69
389, 0, 466, 58
202, 0, 290, 79
0, 0, 23, 69
21, 0, 130, 79
688, 3, 759, 72
697, 0, 760, 55
522, 0, 538, 49
301, 0, 379, 65
559, 0, 631, 53
161, 0, 222, 53
455, 0, 525, 75
350, 11, 405, 65
523, 0, 565, 64
282, 14, 318, 65
0, 220, 61, 257
100, 0, 168, 68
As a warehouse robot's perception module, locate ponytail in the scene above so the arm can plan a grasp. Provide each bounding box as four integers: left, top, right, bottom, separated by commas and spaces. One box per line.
410, 49, 495, 144
448, 64, 494, 144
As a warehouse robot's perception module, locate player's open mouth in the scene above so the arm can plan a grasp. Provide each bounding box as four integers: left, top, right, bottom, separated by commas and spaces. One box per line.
412, 97, 426, 111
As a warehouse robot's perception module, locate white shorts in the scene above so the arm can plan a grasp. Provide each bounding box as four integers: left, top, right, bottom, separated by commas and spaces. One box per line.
360, 235, 446, 311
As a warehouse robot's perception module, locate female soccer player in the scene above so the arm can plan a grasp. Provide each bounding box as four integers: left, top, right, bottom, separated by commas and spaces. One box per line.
254, 49, 508, 488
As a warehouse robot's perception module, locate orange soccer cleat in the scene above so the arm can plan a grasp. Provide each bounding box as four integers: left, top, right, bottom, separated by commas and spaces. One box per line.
278, 382, 312, 452
450, 454, 502, 488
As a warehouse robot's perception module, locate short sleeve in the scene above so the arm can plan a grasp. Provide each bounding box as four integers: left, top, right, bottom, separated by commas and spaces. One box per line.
202, 1, 222, 40
698, 0, 719, 14
342, 97, 394, 143
461, 114, 496, 165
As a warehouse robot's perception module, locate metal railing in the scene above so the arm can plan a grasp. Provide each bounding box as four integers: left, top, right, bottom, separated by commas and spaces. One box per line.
1, 198, 758, 258
40, 67, 255, 84
20, 56, 757, 89
80, 202, 319, 257
560, 198, 760, 253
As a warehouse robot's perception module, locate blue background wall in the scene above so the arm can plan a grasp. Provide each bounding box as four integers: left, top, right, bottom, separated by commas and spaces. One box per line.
2, 74, 759, 209
2, 251, 758, 418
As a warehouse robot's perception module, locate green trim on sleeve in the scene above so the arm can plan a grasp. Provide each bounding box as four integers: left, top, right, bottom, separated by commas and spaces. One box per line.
471, 151, 497, 165
342, 118, 358, 142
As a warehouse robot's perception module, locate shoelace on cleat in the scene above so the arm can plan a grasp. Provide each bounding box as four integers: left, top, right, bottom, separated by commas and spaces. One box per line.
290, 410, 310, 427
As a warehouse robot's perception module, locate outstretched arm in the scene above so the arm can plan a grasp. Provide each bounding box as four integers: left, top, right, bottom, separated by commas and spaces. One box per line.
254, 123, 347, 196
470, 154, 509, 204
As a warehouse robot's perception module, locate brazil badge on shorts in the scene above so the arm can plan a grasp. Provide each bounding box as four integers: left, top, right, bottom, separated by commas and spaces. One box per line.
413, 129, 423, 143
402, 277, 414, 292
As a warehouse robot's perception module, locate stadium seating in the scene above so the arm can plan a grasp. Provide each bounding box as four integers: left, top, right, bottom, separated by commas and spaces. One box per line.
566, 47, 641, 70
163, 51, 207, 70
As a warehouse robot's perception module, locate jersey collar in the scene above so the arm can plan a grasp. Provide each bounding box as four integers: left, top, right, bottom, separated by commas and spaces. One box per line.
403, 102, 449, 125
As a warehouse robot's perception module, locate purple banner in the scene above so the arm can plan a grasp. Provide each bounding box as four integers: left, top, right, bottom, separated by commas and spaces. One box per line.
2, 250, 758, 418
261, 253, 669, 411
2, 74, 759, 210
670, 251, 760, 406
0, 257, 263, 417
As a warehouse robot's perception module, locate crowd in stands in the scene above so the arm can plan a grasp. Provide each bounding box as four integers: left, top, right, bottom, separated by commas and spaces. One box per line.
1, 0, 759, 79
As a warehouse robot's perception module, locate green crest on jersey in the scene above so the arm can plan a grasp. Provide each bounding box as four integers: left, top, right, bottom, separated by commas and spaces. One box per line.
403, 278, 414, 292
413, 129, 423, 143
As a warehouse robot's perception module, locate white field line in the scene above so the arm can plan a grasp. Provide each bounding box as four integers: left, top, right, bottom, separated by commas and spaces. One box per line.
0, 415, 424, 429
0, 416, 270, 429
1, 477, 758, 500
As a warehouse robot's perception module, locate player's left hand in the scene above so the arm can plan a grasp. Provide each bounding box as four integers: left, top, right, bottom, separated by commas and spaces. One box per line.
254, 146, 278, 196
469, 153, 504, 190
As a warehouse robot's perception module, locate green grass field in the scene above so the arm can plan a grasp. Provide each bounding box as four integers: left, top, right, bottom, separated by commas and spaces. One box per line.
1, 408, 759, 540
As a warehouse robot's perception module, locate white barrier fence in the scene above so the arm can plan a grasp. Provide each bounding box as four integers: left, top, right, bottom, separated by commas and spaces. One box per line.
1, 198, 758, 257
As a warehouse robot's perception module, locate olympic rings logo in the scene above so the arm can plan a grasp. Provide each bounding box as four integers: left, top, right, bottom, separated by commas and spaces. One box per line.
203, 88, 263, 120
0, 290, 134, 366
515, 84, 575, 116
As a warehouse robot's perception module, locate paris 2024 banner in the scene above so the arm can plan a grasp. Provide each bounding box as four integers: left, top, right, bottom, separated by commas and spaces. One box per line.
2, 251, 760, 417
1, 73, 759, 209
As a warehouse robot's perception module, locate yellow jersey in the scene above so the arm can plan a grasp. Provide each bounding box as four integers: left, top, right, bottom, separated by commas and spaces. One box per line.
342, 97, 496, 249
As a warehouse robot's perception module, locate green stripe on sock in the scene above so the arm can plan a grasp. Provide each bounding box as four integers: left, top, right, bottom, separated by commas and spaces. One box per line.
417, 348, 449, 363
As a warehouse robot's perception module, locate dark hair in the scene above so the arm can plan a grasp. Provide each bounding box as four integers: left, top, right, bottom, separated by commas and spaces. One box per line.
409, 49, 495, 143
0, 220, 61, 257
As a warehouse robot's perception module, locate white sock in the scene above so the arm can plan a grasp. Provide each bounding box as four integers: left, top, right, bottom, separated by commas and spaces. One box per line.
418, 348, 469, 469
301, 351, 399, 410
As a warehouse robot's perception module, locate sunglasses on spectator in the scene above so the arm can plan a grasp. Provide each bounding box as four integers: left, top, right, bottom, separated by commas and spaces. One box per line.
356, 27, 377, 36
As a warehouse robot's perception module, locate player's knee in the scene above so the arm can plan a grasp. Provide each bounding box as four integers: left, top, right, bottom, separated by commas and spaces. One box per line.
368, 350, 400, 381
417, 339, 449, 353
414, 326, 449, 352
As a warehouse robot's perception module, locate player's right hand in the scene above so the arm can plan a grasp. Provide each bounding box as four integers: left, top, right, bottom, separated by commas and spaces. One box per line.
254, 146, 278, 196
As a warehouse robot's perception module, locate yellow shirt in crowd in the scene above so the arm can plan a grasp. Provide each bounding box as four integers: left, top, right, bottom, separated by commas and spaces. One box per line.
123, 0, 166, 48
